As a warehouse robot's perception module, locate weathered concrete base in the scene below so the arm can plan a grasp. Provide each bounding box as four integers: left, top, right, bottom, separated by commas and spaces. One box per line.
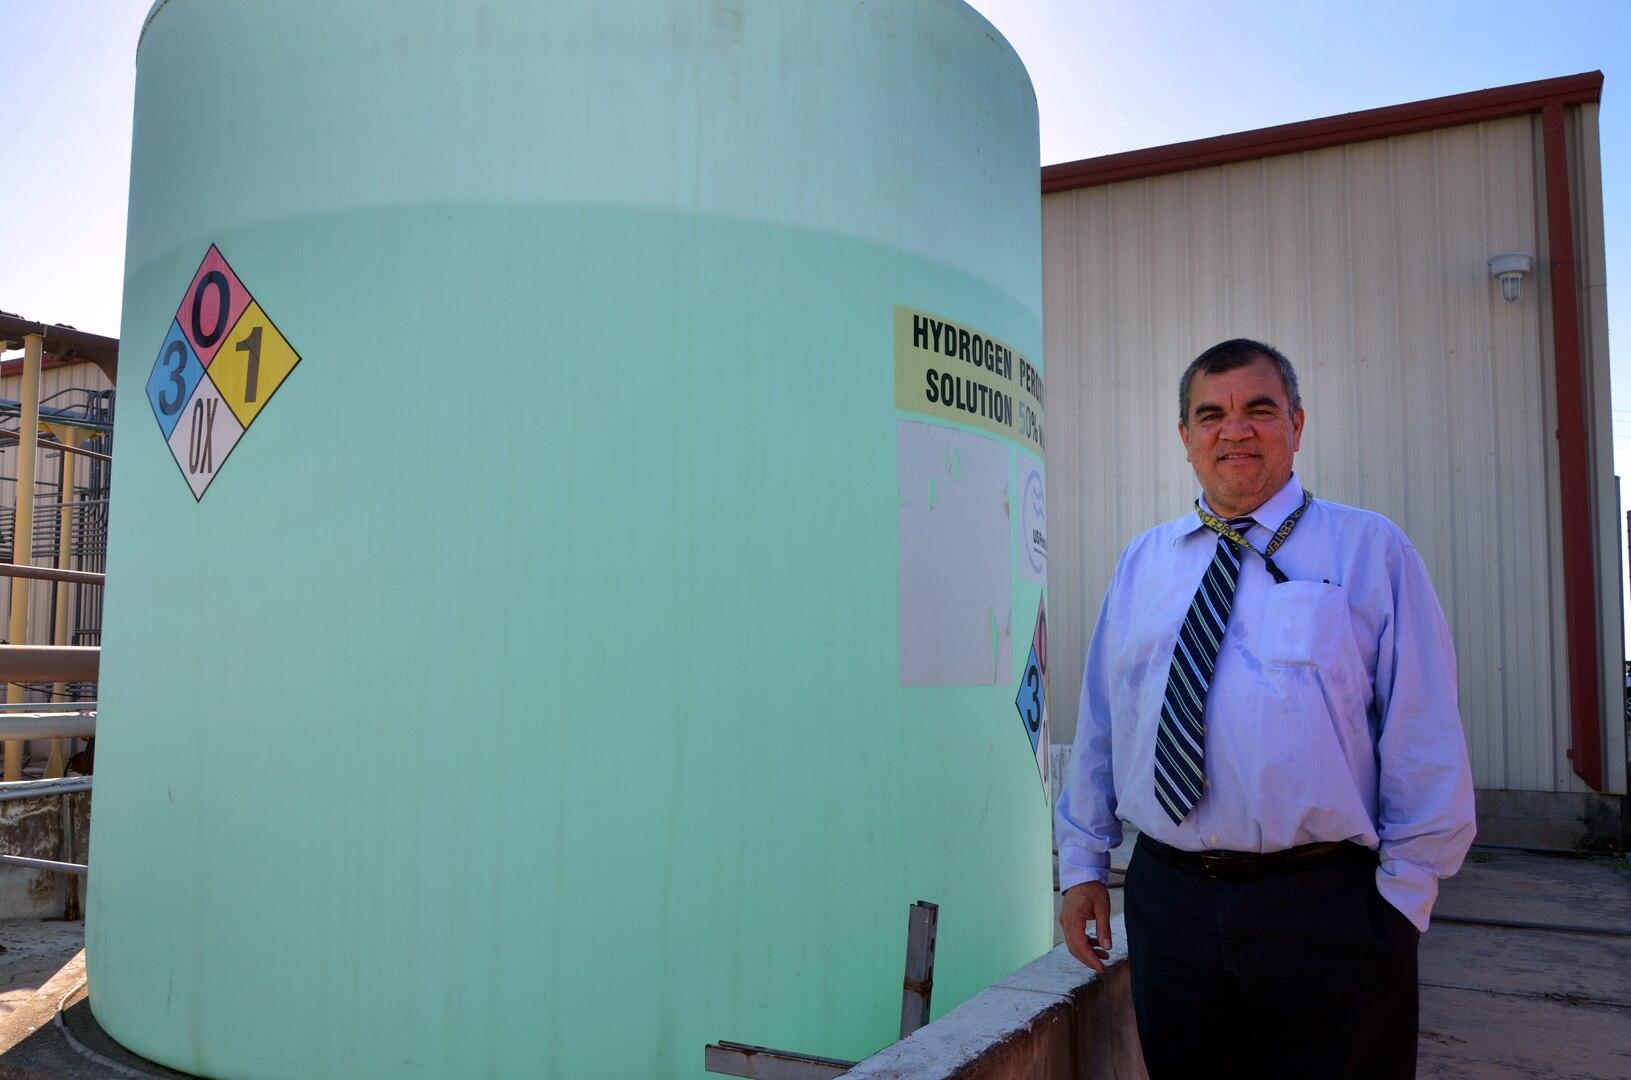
841, 916, 1147, 1079
1472, 787, 1625, 849
0, 792, 89, 919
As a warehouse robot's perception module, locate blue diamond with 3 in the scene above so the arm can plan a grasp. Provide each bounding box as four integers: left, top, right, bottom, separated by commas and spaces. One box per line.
146, 320, 206, 440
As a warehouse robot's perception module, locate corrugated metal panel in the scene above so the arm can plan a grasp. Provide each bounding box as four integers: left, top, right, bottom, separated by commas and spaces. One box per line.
0, 360, 113, 669
1043, 111, 1612, 796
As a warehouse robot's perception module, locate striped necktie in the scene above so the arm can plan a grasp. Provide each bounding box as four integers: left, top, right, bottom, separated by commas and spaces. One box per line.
1154, 516, 1254, 825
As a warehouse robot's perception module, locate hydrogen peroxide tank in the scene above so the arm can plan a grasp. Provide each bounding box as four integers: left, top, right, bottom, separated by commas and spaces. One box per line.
90, 1, 1049, 1076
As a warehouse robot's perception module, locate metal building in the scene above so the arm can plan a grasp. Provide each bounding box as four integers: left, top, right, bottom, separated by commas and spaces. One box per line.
1041, 72, 1624, 845
0, 326, 114, 685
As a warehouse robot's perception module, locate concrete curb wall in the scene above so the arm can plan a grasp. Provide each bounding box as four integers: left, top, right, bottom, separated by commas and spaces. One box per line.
842, 916, 1147, 1079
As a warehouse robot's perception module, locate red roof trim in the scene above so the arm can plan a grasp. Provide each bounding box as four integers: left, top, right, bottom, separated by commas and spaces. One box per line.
1540, 102, 1604, 791
0, 316, 120, 385
1041, 71, 1603, 193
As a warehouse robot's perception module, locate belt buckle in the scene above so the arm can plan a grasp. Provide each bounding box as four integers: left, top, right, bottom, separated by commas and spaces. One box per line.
1199, 852, 1245, 879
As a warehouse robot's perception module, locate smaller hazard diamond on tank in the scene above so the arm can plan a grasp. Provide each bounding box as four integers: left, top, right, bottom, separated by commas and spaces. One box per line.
147, 245, 301, 500
1015, 600, 1050, 800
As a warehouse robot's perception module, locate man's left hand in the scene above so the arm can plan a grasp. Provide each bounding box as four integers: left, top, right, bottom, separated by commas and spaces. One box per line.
1059, 881, 1112, 972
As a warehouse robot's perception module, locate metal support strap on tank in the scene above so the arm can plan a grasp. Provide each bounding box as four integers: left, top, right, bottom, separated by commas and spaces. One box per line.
899, 900, 938, 1038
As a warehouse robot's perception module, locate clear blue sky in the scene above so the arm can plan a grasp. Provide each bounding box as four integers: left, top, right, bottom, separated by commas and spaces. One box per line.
3, 0, 1628, 509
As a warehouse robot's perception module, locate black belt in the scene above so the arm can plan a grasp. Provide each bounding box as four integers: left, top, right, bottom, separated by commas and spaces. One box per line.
1136, 833, 1374, 882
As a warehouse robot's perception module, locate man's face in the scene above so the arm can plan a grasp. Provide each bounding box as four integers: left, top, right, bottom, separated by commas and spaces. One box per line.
1178, 356, 1305, 518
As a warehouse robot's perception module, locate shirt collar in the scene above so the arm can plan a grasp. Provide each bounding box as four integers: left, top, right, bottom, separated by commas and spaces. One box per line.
1177, 473, 1305, 541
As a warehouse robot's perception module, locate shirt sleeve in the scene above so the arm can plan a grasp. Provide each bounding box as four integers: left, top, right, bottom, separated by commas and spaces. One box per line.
1372, 540, 1477, 931
1054, 558, 1126, 892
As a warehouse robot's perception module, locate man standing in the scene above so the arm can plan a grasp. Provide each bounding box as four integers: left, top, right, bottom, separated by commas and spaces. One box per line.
1055, 339, 1475, 1077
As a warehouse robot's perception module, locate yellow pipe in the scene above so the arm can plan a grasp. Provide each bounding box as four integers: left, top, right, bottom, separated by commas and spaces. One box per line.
5, 333, 43, 780
46, 426, 88, 779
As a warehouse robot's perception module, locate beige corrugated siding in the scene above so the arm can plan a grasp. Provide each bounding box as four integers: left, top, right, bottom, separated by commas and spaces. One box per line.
1043, 107, 1622, 796
0, 360, 114, 662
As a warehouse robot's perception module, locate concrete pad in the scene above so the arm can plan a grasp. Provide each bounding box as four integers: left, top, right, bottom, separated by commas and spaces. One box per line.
1416, 849, 1631, 1079
0, 923, 85, 1024
1417, 984, 1631, 1078
1433, 849, 1631, 927
1420, 923, 1631, 1005
0, 964, 199, 1080
0, 947, 87, 1074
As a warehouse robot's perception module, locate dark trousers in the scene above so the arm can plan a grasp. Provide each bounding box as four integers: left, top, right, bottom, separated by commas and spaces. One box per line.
1124, 835, 1419, 1080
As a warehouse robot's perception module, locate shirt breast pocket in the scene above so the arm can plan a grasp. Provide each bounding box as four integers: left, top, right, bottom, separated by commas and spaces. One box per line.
1258, 580, 1351, 669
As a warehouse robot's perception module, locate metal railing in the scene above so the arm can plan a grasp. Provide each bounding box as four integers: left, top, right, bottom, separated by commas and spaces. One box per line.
0, 706, 95, 878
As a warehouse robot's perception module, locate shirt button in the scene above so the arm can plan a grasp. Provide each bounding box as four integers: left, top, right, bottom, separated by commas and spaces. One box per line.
1202, 779, 1211, 790
1209, 835, 1219, 844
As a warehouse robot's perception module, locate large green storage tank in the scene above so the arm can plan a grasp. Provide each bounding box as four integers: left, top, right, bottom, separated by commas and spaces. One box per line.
89, 1, 1050, 1076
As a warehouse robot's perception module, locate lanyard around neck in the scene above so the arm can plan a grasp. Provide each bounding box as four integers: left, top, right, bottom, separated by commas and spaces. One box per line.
1194, 490, 1314, 585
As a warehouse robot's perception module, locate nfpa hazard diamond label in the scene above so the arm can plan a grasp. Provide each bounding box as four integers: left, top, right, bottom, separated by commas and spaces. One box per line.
1015, 599, 1049, 800
146, 246, 301, 501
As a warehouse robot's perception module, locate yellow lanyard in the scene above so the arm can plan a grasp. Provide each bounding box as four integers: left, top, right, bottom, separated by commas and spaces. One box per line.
1194, 490, 1314, 585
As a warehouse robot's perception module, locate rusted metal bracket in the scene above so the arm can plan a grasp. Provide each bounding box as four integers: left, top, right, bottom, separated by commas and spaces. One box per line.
900, 900, 938, 1038
703, 1042, 855, 1079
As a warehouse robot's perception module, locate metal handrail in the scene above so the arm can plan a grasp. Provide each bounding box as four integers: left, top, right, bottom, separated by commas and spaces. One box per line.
0, 712, 95, 740
0, 701, 94, 710
0, 564, 104, 586
0, 777, 92, 883
0, 645, 99, 681
0, 430, 113, 463
0, 775, 92, 801
0, 853, 86, 876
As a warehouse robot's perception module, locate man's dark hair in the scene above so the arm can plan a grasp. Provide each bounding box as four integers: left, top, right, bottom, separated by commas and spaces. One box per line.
1178, 338, 1301, 425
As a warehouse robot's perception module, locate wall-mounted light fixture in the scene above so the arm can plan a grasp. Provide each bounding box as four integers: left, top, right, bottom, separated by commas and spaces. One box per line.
1488, 251, 1534, 304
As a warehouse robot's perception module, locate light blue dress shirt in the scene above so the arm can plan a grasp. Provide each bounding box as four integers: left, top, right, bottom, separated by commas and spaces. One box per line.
1055, 475, 1476, 931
